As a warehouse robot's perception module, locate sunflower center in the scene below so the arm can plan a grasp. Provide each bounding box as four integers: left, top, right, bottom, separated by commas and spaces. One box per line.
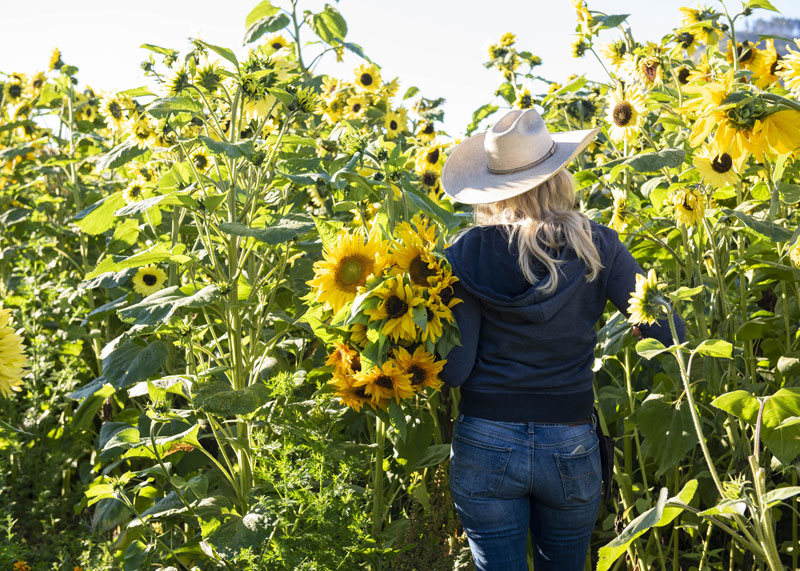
336, 255, 370, 292
439, 285, 453, 305
408, 365, 427, 385
423, 123, 434, 134
375, 374, 394, 389
682, 197, 694, 211
354, 386, 369, 399
426, 307, 435, 322
771, 54, 783, 76
711, 153, 732, 174
131, 186, 142, 198
9, 84, 22, 98
643, 61, 659, 82
612, 102, 633, 127
678, 67, 690, 85
386, 295, 409, 319
389, 120, 398, 130
109, 101, 123, 119
360, 73, 373, 86
143, 274, 157, 286
271, 42, 284, 50
519, 94, 533, 108
409, 255, 436, 286
194, 154, 208, 169
737, 43, 754, 63
427, 148, 440, 164
352, 103, 361, 113
678, 32, 695, 49
422, 172, 438, 187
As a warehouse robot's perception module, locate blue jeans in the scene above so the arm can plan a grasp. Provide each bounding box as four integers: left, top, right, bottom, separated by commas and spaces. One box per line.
450, 414, 602, 571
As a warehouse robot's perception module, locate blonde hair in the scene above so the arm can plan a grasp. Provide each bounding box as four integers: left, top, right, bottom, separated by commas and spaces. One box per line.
473, 169, 603, 295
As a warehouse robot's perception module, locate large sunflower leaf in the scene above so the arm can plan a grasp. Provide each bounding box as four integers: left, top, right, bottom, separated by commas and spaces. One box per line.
118, 284, 221, 325
219, 213, 314, 246
310, 4, 347, 45
96, 340, 169, 390
192, 381, 270, 416
85, 242, 191, 279
73, 192, 126, 235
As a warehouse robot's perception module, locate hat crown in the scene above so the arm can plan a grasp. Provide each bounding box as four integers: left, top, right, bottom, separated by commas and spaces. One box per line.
484, 109, 554, 173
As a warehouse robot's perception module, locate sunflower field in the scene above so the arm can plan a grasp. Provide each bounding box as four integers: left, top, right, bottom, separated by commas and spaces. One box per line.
3, 0, 800, 569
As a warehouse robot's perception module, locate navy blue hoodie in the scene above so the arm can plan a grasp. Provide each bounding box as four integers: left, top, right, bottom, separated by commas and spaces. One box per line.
441, 219, 686, 423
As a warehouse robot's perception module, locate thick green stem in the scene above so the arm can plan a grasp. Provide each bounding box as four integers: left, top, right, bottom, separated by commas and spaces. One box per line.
372, 416, 386, 569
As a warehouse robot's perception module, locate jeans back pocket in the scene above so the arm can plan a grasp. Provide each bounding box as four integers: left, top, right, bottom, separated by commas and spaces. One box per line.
450, 434, 512, 498
554, 438, 601, 503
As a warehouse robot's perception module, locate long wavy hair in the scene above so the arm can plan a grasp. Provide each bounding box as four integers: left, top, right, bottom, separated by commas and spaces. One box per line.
473, 169, 603, 296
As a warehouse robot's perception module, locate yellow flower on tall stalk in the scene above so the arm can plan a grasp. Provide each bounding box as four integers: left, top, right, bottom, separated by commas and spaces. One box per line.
599, 39, 627, 68
265, 34, 289, 52
668, 186, 706, 227
606, 87, 646, 143
499, 32, 516, 47
777, 39, 800, 97
679, 5, 721, 46
725, 40, 759, 71
571, 0, 593, 36
29, 72, 46, 97
128, 114, 156, 150
672, 27, 701, 57
515, 86, 534, 109
353, 361, 414, 403
416, 120, 436, 143
364, 277, 424, 342
609, 187, 628, 232
49, 48, 63, 71
132, 265, 168, 296
627, 269, 666, 326
384, 109, 406, 139
99, 93, 128, 132
307, 230, 386, 315
391, 346, 445, 392
190, 147, 211, 171
755, 109, 800, 157
345, 94, 368, 119
2, 73, 27, 107
634, 52, 663, 87
752, 39, 783, 89
122, 176, 148, 205
420, 296, 450, 342
0, 306, 28, 398
354, 63, 381, 93
329, 371, 374, 412
693, 144, 741, 187
321, 76, 340, 102
415, 144, 446, 175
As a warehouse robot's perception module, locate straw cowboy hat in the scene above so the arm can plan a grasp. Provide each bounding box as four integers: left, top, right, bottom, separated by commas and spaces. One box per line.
440, 108, 599, 204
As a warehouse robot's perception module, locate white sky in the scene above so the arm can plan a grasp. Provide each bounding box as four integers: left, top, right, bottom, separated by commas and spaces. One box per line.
3, 0, 800, 138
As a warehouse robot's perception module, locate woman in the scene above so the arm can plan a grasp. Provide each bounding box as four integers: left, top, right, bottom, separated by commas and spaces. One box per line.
438, 108, 685, 570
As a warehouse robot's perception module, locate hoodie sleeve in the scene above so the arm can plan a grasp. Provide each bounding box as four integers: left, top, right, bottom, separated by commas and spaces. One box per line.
604, 232, 687, 346
439, 280, 481, 388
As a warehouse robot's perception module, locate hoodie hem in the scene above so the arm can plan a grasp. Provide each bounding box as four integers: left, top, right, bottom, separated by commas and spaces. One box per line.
459, 387, 594, 423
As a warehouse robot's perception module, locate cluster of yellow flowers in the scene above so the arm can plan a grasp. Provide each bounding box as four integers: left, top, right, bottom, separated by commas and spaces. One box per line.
307, 215, 461, 412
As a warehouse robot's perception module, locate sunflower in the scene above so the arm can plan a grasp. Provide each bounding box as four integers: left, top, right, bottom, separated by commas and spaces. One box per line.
416, 120, 436, 143
778, 39, 800, 97
599, 39, 627, 68
627, 269, 666, 326
353, 361, 414, 403
122, 176, 148, 205
128, 114, 156, 150
29, 72, 46, 97
756, 110, 800, 158
396, 214, 438, 247
2, 74, 27, 107
421, 296, 450, 342
321, 76, 341, 102
571, 36, 589, 59
345, 94, 368, 119
197, 63, 222, 93
515, 86, 534, 109
693, 144, 740, 187
0, 306, 28, 398
571, 0, 593, 36
392, 243, 442, 288
329, 372, 375, 412
266, 34, 289, 52
354, 63, 381, 93
725, 40, 758, 71
326, 342, 361, 375
384, 110, 406, 139
132, 265, 168, 296
319, 95, 345, 125
190, 147, 211, 171
49, 48, 64, 71
751, 39, 782, 89
349, 322, 368, 347
679, 6, 721, 46
499, 32, 516, 47
672, 28, 701, 57
391, 346, 445, 392
606, 87, 646, 143
167, 66, 192, 96
307, 230, 386, 315
418, 168, 441, 195
381, 77, 400, 101
12, 561, 31, 571
609, 187, 628, 232
99, 94, 127, 132
635, 52, 663, 87
414, 144, 446, 175
668, 187, 706, 227
364, 277, 424, 342
429, 269, 461, 312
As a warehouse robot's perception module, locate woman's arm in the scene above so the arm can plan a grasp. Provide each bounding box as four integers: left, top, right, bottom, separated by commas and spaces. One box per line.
439, 281, 481, 388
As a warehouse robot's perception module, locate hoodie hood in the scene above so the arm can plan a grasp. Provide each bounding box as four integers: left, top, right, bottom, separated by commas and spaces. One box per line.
445, 225, 586, 322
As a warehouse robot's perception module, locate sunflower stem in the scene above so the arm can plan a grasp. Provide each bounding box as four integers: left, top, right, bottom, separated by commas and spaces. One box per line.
371, 415, 387, 568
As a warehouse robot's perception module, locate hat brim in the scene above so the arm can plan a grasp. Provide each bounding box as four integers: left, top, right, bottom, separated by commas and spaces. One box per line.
440, 127, 600, 204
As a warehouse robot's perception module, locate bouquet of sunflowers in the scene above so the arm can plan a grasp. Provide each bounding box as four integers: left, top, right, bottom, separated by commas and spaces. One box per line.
306, 214, 462, 412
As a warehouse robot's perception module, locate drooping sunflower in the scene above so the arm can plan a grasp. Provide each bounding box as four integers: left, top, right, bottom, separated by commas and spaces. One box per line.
693, 144, 740, 188
49, 48, 64, 71
752, 39, 782, 89
99, 94, 127, 132
420, 296, 450, 342
353, 361, 414, 403
132, 265, 168, 297
391, 346, 445, 392
627, 269, 666, 326
668, 187, 706, 227
384, 110, 406, 139
354, 63, 381, 93
672, 28, 701, 57
679, 5, 721, 46
415, 144, 446, 175
631, 47, 663, 87
599, 39, 627, 68
307, 230, 386, 315
609, 187, 628, 232
777, 39, 800, 97
0, 306, 28, 398
571, 0, 593, 36
571, 36, 589, 59
364, 277, 424, 342
345, 94, 368, 119
429, 269, 461, 312
606, 87, 646, 144
167, 66, 192, 96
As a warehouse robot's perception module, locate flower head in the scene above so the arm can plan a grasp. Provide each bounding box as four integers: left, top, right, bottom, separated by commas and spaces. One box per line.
606, 87, 646, 144
668, 186, 706, 227
391, 346, 445, 392
0, 307, 28, 398
132, 265, 168, 297
627, 269, 666, 326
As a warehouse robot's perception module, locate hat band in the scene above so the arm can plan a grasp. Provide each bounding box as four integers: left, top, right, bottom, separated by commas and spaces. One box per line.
486, 141, 557, 175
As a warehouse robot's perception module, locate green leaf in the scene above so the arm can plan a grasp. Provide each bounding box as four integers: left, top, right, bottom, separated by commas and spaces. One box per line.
206, 510, 274, 559
711, 390, 761, 425
147, 96, 203, 117
118, 86, 157, 97
193, 381, 270, 416
412, 304, 428, 331
219, 214, 314, 246
140, 43, 178, 57
635, 338, 668, 360
96, 340, 169, 390
124, 423, 202, 460
401, 179, 462, 232
199, 135, 254, 159
310, 4, 348, 45
594, 13, 630, 29
196, 40, 238, 68
403, 86, 419, 100
746, 0, 779, 11
73, 192, 126, 235
596, 480, 697, 571
668, 285, 704, 302
244, 1, 289, 43
635, 397, 697, 475
777, 181, 800, 204
410, 444, 451, 470
313, 217, 342, 250
762, 486, 800, 508
496, 82, 516, 106
466, 103, 498, 136
97, 139, 147, 171
695, 339, 733, 359
118, 284, 220, 325
625, 149, 685, 173
761, 388, 800, 429
722, 208, 794, 242
85, 242, 190, 279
